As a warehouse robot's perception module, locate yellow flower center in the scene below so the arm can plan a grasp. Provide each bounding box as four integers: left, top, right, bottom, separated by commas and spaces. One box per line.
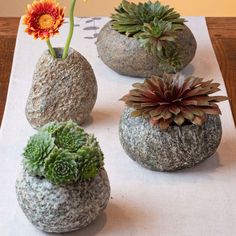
38, 14, 54, 29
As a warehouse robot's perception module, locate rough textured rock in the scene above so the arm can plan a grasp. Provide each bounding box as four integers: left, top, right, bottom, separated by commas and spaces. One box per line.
119, 107, 222, 171
96, 21, 197, 78
26, 48, 97, 129
16, 169, 110, 233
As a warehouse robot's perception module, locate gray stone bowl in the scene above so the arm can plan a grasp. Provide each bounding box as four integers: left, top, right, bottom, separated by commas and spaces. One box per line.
26, 47, 97, 129
96, 21, 197, 78
119, 107, 222, 171
16, 169, 110, 233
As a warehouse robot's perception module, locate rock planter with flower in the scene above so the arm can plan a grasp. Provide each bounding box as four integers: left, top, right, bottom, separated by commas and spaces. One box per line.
24, 0, 97, 129
119, 74, 227, 171
96, 0, 197, 78
16, 121, 110, 233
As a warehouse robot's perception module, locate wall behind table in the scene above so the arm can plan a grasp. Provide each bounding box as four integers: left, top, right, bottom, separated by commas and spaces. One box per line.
0, 0, 235, 17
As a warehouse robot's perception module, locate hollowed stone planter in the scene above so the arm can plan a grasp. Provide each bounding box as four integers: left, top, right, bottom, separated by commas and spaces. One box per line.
16, 169, 110, 233
26, 48, 97, 129
119, 107, 222, 171
96, 21, 197, 78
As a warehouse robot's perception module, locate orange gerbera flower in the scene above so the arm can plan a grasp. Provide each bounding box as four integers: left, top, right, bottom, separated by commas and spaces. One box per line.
23, 0, 64, 40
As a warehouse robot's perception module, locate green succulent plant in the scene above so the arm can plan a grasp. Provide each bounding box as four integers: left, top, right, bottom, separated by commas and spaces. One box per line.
44, 148, 78, 185
40, 122, 63, 134
111, 0, 186, 72
23, 132, 55, 176
76, 135, 104, 180
22, 121, 104, 186
121, 74, 228, 130
52, 121, 87, 153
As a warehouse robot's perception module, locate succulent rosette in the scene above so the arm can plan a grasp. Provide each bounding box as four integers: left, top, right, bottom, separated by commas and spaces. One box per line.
121, 74, 228, 130
23, 132, 55, 176
44, 148, 78, 185
22, 121, 104, 186
53, 122, 88, 153
76, 135, 104, 180
111, 0, 186, 72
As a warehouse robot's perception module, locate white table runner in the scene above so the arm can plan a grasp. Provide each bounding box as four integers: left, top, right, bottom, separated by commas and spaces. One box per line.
0, 17, 236, 236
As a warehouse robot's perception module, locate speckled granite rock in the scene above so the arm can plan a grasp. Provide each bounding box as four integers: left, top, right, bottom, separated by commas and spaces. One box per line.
26, 48, 97, 129
119, 107, 222, 171
15, 169, 110, 233
96, 21, 197, 78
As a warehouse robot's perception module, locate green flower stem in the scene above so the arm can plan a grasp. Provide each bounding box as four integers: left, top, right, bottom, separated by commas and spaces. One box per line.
46, 39, 56, 58
62, 0, 76, 60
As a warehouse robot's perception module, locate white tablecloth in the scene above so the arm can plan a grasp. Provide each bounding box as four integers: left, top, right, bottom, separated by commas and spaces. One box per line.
0, 17, 236, 236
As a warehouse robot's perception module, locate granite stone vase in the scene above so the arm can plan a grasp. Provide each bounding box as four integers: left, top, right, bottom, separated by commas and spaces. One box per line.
119, 107, 222, 171
25, 48, 97, 129
96, 21, 197, 78
15, 169, 110, 233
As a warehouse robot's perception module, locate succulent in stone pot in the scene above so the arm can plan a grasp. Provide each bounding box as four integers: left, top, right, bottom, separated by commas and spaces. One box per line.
119, 74, 227, 171
16, 121, 110, 233
96, 0, 197, 78
23, 0, 97, 129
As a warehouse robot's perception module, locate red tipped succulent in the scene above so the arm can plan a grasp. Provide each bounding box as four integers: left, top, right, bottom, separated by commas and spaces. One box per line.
121, 74, 227, 130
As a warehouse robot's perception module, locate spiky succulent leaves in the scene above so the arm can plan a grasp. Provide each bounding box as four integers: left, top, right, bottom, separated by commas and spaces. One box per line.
40, 121, 63, 134
76, 135, 104, 180
121, 75, 227, 130
136, 18, 184, 72
23, 132, 55, 176
157, 44, 183, 73
111, 0, 185, 71
44, 148, 78, 185
138, 19, 177, 46
52, 121, 87, 153
23, 121, 104, 183
112, 0, 185, 36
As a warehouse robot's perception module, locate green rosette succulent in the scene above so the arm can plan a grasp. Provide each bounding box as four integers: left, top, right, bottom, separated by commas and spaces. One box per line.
76, 135, 104, 180
40, 121, 63, 134
44, 148, 78, 185
51, 121, 87, 153
22, 121, 105, 186
111, 0, 186, 72
23, 132, 55, 176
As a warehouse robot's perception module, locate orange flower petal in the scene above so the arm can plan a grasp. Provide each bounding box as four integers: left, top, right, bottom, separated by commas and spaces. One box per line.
23, 0, 64, 40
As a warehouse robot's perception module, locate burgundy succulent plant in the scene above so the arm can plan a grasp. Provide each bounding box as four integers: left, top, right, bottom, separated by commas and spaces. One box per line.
121, 74, 227, 130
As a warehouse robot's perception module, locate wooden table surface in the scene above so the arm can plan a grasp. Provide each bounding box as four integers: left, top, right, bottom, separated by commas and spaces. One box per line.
0, 17, 236, 127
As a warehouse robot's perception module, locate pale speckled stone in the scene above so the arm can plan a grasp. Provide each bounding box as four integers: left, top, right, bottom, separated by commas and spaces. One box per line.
15, 169, 110, 233
96, 21, 197, 78
119, 107, 222, 171
26, 48, 97, 129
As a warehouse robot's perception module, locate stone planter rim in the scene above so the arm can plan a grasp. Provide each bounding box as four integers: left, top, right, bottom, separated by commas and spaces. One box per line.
45, 47, 74, 61
123, 106, 213, 131
23, 167, 107, 187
